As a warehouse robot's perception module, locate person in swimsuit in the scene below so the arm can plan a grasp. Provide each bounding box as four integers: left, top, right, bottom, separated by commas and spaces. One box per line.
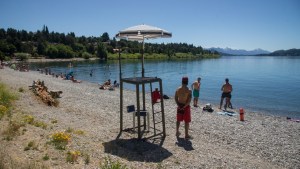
219, 78, 233, 110
191, 77, 201, 107
175, 76, 192, 139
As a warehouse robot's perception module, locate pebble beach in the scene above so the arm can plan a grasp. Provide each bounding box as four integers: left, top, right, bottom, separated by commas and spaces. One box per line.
0, 66, 299, 169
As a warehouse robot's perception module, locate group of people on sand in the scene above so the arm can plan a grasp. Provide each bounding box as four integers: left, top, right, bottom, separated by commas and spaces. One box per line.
175, 76, 233, 140
99, 79, 119, 90
37, 68, 82, 83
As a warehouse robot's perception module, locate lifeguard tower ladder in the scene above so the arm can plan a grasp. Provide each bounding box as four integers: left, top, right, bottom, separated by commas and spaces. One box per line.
119, 77, 166, 140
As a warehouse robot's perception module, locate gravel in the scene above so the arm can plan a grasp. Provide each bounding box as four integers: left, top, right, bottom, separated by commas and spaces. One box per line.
0, 67, 299, 169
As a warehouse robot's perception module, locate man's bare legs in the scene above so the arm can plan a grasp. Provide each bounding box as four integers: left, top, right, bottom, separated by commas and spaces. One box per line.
219, 97, 224, 109
184, 122, 190, 139
176, 121, 180, 137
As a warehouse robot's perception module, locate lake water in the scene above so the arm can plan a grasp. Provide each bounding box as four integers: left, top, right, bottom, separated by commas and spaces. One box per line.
29, 56, 300, 118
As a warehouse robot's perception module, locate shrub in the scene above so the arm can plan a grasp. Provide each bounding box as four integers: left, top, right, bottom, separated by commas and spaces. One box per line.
14, 53, 31, 61
0, 105, 7, 119
82, 52, 93, 59
23, 115, 47, 129
99, 156, 127, 169
84, 154, 90, 165
0, 83, 18, 107
3, 120, 25, 140
50, 131, 71, 150
66, 150, 81, 163
24, 141, 38, 151
18, 87, 24, 93
51, 119, 58, 124
23, 115, 34, 124
33, 121, 47, 129
43, 154, 49, 161
74, 130, 85, 135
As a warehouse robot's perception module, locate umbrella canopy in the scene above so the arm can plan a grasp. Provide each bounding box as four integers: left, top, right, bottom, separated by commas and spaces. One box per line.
116, 24, 172, 41
116, 24, 172, 78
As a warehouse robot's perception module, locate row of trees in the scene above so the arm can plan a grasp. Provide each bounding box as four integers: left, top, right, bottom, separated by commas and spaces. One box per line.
0, 25, 218, 61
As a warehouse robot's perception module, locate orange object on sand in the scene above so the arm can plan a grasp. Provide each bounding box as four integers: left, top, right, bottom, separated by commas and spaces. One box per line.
239, 108, 244, 121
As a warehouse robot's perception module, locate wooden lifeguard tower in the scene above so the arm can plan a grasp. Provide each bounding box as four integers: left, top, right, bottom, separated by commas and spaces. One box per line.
116, 24, 171, 140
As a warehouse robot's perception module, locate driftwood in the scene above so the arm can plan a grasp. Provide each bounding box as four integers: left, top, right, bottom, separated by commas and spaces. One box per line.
29, 80, 62, 106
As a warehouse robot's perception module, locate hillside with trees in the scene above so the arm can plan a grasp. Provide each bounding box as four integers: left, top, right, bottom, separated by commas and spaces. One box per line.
0, 26, 219, 61
264, 49, 300, 56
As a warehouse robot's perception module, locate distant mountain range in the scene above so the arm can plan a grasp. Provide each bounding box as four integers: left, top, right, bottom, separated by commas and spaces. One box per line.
208, 47, 271, 56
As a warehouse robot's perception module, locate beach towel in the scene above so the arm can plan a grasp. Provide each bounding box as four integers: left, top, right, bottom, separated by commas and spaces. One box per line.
217, 111, 237, 116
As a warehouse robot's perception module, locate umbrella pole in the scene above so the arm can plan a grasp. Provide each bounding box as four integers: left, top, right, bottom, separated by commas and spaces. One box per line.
141, 39, 145, 78
141, 39, 146, 111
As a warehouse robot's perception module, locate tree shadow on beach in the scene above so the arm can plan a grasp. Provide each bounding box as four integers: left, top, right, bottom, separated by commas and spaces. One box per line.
102, 136, 172, 162
175, 137, 194, 151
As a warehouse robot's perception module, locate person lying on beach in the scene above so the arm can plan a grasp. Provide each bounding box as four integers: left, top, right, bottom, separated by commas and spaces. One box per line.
99, 84, 112, 90
70, 76, 82, 83
99, 79, 112, 90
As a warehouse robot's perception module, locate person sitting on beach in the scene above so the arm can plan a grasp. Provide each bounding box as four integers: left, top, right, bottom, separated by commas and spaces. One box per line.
175, 76, 192, 140
219, 78, 233, 110
104, 79, 111, 85
191, 77, 201, 107
113, 80, 119, 87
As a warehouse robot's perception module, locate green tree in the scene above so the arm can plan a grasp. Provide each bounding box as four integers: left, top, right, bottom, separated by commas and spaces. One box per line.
0, 51, 4, 61
56, 44, 74, 58
37, 40, 47, 55
0, 28, 5, 39
47, 45, 58, 58
97, 43, 107, 60
100, 32, 110, 42
20, 42, 34, 54
86, 44, 95, 54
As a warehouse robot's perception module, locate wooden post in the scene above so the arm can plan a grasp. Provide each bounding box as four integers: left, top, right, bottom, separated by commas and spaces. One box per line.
159, 79, 166, 137
136, 84, 141, 140
120, 80, 123, 132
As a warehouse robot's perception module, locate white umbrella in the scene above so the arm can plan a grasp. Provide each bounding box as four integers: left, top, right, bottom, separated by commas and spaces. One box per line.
116, 24, 172, 77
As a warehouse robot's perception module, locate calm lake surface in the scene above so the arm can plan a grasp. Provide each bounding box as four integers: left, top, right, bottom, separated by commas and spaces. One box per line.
30, 56, 300, 118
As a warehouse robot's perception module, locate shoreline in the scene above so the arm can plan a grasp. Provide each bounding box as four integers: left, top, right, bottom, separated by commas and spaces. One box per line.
27, 57, 99, 63
23, 58, 300, 119
0, 67, 299, 168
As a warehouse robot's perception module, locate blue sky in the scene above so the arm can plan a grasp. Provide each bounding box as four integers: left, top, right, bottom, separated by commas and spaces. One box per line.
0, 0, 299, 52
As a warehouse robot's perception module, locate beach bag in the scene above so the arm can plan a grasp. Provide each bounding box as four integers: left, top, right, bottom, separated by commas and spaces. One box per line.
163, 95, 170, 99
203, 103, 214, 112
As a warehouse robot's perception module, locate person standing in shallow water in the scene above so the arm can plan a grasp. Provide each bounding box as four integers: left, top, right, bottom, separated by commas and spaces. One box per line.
191, 77, 201, 107
219, 78, 233, 110
175, 76, 192, 139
